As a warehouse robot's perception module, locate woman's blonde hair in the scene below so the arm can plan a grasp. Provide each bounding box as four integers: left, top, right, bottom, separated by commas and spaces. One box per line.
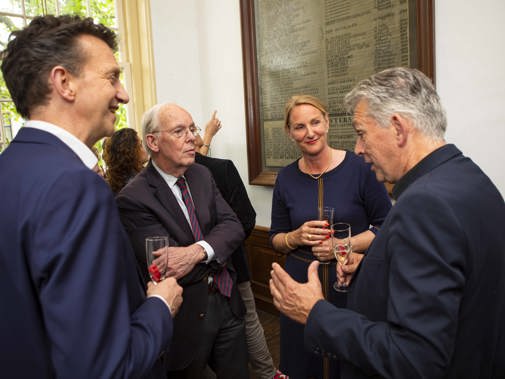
284, 94, 329, 131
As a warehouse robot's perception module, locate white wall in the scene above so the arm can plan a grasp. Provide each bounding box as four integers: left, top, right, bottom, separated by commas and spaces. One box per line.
150, 0, 505, 228
150, 0, 274, 227
435, 1, 505, 196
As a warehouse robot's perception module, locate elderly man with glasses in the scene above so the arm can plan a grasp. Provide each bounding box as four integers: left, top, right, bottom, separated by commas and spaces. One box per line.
116, 103, 249, 378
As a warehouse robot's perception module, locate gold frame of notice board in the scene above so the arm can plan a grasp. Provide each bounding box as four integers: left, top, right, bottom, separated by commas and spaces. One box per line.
240, 0, 434, 186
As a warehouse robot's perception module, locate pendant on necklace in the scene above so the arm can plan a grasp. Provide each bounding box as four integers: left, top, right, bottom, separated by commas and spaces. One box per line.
306, 160, 331, 180
307, 171, 325, 180
304, 150, 333, 180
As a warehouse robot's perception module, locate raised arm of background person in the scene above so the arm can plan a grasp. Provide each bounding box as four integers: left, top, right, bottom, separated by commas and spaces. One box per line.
1, 164, 173, 378
198, 110, 221, 156
304, 186, 504, 378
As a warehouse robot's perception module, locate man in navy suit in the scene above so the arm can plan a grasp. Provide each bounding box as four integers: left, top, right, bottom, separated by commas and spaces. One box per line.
116, 103, 249, 378
0, 15, 182, 378
270, 67, 505, 378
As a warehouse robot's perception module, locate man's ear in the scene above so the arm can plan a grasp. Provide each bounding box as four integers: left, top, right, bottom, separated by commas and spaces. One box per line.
390, 114, 409, 147
50, 66, 76, 101
145, 134, 160, 153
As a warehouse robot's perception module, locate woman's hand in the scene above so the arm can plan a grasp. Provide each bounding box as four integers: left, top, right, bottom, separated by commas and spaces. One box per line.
292, 220, 332, 248
311, 236, 334, 261
273, 220, 333, 255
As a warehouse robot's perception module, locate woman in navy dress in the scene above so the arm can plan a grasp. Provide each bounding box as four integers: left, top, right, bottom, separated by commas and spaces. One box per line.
270, 95, 391, 379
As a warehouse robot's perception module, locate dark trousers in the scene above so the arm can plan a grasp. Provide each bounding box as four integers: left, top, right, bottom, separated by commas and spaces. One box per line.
168, 291, 249, 379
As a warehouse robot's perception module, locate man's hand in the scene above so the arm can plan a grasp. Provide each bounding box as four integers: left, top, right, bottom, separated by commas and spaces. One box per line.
147, 277, 183, 316
336, 251, 363, 286
166, 244, 206, 279
269, 260, 324, 324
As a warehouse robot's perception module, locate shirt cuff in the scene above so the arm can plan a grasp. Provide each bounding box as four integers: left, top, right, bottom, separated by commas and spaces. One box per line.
148, 294, 172, 315
196, 241, 215, 262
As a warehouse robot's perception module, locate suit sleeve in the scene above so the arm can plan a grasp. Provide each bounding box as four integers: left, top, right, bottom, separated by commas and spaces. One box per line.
199, 172, 245, 263
304, 190, 466, 378
269, 175, 291, 239
222, 160, 256, 237
31, 171, 172, 379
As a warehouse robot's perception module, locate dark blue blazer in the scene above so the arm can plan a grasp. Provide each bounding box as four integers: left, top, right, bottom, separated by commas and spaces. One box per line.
305, 144, 505, 378
0, 127, 173, 378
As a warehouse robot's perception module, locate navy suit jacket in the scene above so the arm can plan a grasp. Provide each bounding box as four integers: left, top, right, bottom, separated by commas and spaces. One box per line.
305, 144, 505, 378
116, 161, 245, 370
0, 127, 173, 379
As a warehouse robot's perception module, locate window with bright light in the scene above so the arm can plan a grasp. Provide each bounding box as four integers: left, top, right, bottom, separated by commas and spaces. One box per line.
0, 0, 156, 152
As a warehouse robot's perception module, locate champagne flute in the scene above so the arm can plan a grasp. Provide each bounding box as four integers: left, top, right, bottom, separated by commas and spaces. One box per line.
145, 236, 169, 283
332, 223, 351, 292
320, 206, 334, 226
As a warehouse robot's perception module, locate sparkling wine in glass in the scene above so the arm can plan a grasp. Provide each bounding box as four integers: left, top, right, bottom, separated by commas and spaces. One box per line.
332, 223, 351, 292
145, 236, 169, 283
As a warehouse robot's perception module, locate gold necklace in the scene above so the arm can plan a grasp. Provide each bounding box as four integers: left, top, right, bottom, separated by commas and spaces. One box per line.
306, 164, 330, 180
304, 151, 333, 180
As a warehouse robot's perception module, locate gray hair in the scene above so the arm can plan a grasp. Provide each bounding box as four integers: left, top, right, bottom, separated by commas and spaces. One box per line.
141, 103, 164, 155
344, 67, 447, 140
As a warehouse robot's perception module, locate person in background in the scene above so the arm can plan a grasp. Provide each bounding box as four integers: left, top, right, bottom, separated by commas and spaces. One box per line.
194, 116, 279, 378
270, 67, 505, 378
269, 94, 392, 379
102, 127, 149, 193
0, 15, 182, 378
116, 102, 249, 378
196, 110, 222, 155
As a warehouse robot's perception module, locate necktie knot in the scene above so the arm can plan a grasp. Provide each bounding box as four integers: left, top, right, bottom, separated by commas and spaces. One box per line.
176, 176, 187, 190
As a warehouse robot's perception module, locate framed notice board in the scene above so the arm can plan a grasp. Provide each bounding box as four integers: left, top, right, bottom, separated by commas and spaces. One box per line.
240, 0, 434, 185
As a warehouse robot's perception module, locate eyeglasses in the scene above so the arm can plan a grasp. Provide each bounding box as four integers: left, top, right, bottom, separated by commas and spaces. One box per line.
153, 125, 201, 139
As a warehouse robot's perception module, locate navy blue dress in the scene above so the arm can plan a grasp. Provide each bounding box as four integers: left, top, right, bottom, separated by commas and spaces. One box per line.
270, 151, 391, 379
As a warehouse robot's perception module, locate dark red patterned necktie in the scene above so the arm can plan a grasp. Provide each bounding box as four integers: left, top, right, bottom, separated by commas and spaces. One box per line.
176, 177, 232, 297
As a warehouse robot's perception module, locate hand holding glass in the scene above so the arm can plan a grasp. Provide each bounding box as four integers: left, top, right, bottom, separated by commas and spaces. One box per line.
332, 223, 351, 292
146, 236, 169, 283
